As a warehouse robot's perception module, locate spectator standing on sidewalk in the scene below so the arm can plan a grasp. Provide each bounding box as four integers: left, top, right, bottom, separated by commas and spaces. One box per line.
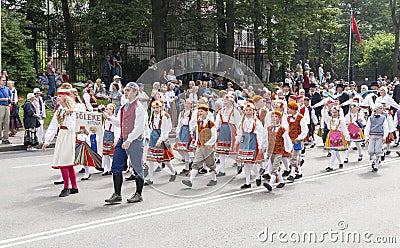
0, 76, 12, 144
46, 57, 56, 97
8, 81, 22, 137
23, 93, 40, 151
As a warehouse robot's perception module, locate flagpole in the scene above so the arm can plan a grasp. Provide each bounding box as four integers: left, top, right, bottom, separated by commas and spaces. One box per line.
347, 8, 352, 82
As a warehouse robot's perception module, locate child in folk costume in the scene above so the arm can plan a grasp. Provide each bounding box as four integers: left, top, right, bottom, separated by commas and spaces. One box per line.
378, 100, 396, 158
42, 89, 78, 197
286, 102, 308, 182
263, 110, 293, 191
235, 102, 263, 189
304, 97, 318, 148
145, 100, 177, 185
174, 99, 194, 175
324, 106, 350, 171
182, 104, 218, 187
344, 102, 366, 163
364, 103, 389, 172
101, 103, 120, 176
297, 95, 310, 161
394, 109, 400, 153
215, 94, 242, 177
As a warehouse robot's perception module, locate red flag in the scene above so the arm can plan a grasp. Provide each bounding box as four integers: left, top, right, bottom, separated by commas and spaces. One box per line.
351, 13, 362, 44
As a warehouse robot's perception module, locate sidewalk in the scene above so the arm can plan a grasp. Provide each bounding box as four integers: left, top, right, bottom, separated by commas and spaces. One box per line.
0, 129, 55, 152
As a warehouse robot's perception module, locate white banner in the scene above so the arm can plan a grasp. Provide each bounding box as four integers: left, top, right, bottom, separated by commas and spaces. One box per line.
74, 111, 103, 155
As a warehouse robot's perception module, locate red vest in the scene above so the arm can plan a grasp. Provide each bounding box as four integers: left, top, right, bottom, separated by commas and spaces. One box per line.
120, 100, 138, 139
288, 114, 304, 140
267, 126, 286, 154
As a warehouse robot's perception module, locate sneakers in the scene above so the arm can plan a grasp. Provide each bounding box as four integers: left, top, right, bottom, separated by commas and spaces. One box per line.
105, 193, 122, 203
206, 180, 217, 186
125, 175, 136, 181
182, 180, 193, 187
59, 188, 70, 197
127, 193, 143, 203
69, 188, 79, 194
240, 184, 251, 189
169, 172, 177, 182
216, 172, 226, 177
263, 182, 272, 191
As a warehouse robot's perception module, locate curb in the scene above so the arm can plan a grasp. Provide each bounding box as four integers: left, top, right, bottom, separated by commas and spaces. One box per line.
0, 143, 55, 153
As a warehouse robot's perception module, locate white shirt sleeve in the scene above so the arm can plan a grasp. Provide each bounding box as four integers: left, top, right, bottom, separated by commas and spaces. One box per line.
297, 117, 309, 140
364, 117, 371, 140
44, 114, 59, 145
158, 115, 172, 143
394, 112, 399, 128
83, 93, 93, 112
383, 118, 389, 139
339, 118, 350, 141
283, 128, 293, 153
255, 119, 263, 148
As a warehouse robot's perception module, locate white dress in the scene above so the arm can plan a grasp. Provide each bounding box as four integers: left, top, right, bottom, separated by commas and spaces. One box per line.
45, 106, 77, 168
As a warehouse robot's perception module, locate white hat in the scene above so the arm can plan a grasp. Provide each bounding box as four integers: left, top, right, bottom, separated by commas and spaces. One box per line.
33, 88, 41, 94
27, 93, 35, 99
373, 103, 383, 111
113, 75, 122, 79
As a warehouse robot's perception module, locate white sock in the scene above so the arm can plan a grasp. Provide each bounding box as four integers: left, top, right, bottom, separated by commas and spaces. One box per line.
356, 143, 362, 156
290, 166, 296, 177
210, 171, 217, 181
345, 148, 350, 159
278, 171, 284, 184
189, 169, 198, 182
84, 166, 90, 177
267, 160, 272, 174
148, 162, 155, 182
270, 174, 276, 186
219, 155, 226, 173
336, 151, 342, 164
102, 155, 111, 172
244, 164, 252, 185
282, 157, 290, 171
330, 150, 336, 168
297, 165, 302, 175
252, 164, 260, 179
164, 161, 176, 175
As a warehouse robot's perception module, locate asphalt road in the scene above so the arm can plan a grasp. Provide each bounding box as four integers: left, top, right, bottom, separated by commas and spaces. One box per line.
0, 141, 399, 248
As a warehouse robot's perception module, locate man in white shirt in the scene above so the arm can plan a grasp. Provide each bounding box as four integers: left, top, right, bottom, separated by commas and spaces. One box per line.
137, 83, 150, 109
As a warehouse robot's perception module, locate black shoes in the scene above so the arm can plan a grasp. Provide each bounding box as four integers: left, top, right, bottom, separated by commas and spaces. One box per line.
78, 168, 85, 173
125, 175, 136, 181
240, 184, 251, 189
102, 171, 112, 176
310, 144, 316, 148
327, 152, 331, 157
182, 180, 193, 187
282, 170, 290, 177
325, 167, 333, 172
300, 159, 304, 167
259, 168, 265, 175
372, 168, 378, 172
287, 175, 295, 182
216, 172, 226, 177
385, 151, 391, 155
206, 180, 217, 186
169, 172, 177, 182
144, 180, 153, 186
179, 169, 189, 175
2, 140, 11, 144
54, 180, 64, 185
358, 155, 363, 161
59, 188, 70, 197
198, 168, 207, 174
81, 174, 91, 180
263, 182, 272, 191
262, 174, 271, 179
344, 158, 348, 163
256, 178, 261, 186
69, 188, 79, 194
381, 155, 385, 161
237, 165, 243, 174
339, 164, 343, 169
105, 193, 122, 203
276, 183, 285, 188
127, 193, 143, 203
294, 174, 302, 179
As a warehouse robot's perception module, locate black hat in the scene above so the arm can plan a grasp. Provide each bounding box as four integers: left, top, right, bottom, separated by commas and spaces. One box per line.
309, 83, 317, 88
370, 81, 379, 87
282, 82, 290, 88
336, 83, 344, 89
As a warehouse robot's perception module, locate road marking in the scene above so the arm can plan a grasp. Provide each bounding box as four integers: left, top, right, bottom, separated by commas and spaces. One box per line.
0, 158, 398, 247
33, 187, 51, 191
12, 164, 50, 169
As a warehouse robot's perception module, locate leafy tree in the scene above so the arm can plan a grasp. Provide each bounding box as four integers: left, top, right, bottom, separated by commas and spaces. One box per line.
1, 8, 37, 91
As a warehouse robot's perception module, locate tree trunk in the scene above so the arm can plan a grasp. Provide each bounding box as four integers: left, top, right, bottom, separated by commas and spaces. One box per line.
151, 0, 169, 61
225, 0, 234, 57
61, 0, 76, 81
390, 0, 400, 76
216, 0, 226, 54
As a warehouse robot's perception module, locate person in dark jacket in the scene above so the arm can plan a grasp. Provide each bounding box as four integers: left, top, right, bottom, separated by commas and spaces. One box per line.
23, 93, 40, 151
306, 83, 323, 119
